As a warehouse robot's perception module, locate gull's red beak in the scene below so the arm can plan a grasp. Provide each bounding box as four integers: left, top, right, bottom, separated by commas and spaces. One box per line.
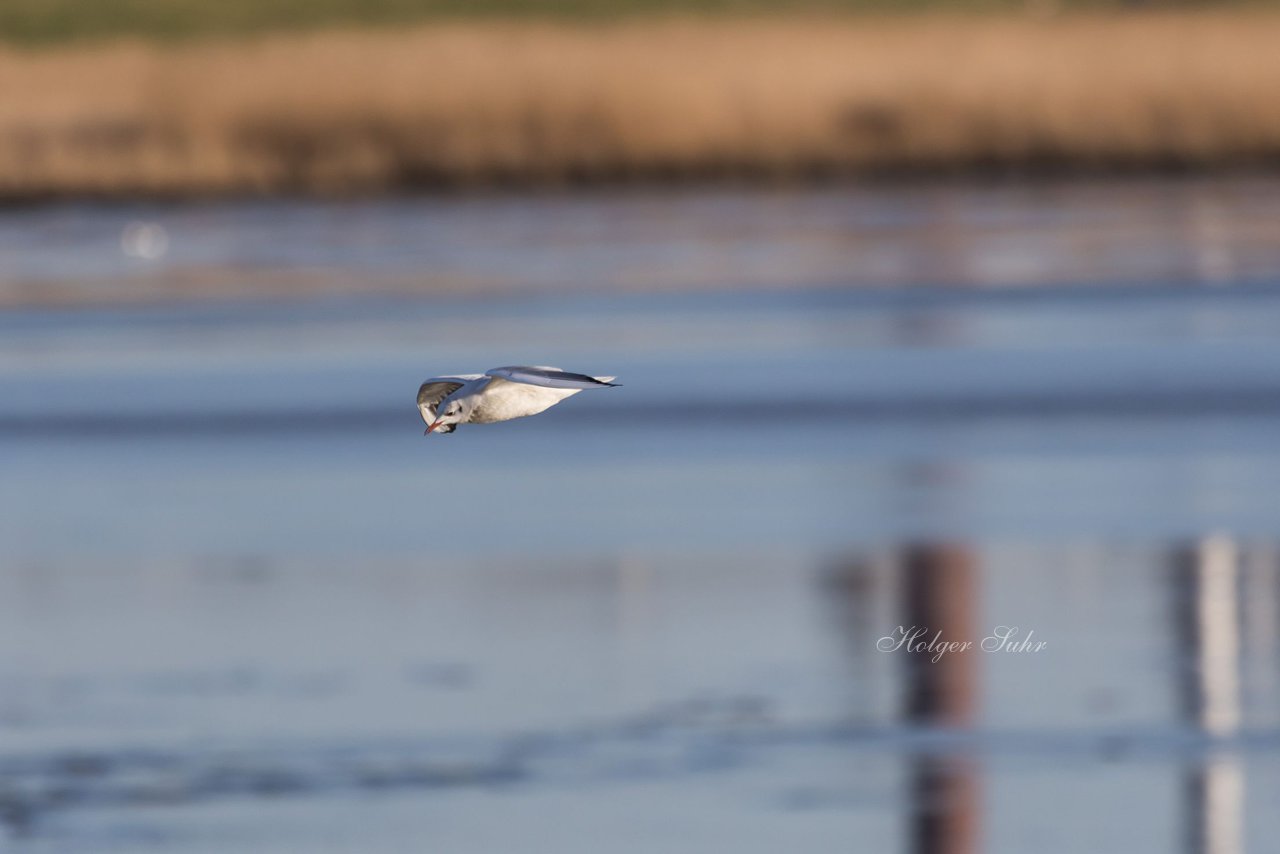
426, 419, 443, 434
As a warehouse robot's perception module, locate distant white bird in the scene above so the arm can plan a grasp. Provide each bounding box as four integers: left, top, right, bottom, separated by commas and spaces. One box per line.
417, 366, 619, 435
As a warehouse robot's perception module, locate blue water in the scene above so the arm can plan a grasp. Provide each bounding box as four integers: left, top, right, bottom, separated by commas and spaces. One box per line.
3, 179, 1280, 853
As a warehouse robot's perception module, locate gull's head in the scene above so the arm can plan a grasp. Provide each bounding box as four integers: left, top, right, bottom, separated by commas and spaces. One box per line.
424, 397, 469, 436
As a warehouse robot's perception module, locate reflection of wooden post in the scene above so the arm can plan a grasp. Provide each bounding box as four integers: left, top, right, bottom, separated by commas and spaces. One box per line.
903, 544, 979, 726
1171, 536, 1244, 854
901, 543, 981, 854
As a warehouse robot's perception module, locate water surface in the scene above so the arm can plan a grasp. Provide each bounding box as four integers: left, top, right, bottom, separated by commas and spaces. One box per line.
3, 178, 1280, 853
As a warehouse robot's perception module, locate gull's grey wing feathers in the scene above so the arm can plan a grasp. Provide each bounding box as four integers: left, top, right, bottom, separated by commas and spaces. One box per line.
417, 375, 483, 420
484, 366, 619, 389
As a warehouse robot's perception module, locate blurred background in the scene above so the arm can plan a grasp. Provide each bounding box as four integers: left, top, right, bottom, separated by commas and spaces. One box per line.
3, 3, 1280, 853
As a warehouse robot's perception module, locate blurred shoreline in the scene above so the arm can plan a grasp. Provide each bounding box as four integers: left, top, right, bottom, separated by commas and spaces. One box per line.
3, 13, 1280, 200
4, 175, 1280, 308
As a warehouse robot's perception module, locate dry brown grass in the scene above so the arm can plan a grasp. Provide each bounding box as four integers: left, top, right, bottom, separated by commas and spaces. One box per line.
3, 13, 1280, 197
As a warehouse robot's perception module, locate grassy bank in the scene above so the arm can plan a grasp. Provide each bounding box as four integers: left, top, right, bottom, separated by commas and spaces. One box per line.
3, 14, 1280, 198
2, 0, 1258, 46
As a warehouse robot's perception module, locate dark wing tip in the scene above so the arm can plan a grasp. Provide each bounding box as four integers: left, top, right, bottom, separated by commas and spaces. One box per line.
563, 371, 619, 387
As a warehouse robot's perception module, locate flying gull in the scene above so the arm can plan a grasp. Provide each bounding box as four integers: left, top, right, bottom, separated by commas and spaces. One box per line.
417, 365, 619, 434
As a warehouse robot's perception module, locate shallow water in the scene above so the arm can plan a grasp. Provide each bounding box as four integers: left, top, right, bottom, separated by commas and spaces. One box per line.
3, 178, 1280, 852
5, 175, 1280, 305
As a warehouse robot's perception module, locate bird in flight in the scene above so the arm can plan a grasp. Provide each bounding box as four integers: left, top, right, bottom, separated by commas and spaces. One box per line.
417, 365, 619, 435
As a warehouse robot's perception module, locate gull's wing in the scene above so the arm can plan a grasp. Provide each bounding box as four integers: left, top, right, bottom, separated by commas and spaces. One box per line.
417, 375, 482, 421
484, 366, 619, 389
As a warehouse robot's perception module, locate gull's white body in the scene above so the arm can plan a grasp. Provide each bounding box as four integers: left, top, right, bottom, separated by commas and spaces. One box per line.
417, 366, 618, 433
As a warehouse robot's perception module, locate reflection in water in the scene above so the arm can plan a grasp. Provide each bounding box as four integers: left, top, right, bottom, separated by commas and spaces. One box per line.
4, 540, 1280, 851
1173, 537, 1244, 854
827, 543, 983, 854
901, 544, 982, 854
822, 539, 1279, 854
901, 545, 980, 727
